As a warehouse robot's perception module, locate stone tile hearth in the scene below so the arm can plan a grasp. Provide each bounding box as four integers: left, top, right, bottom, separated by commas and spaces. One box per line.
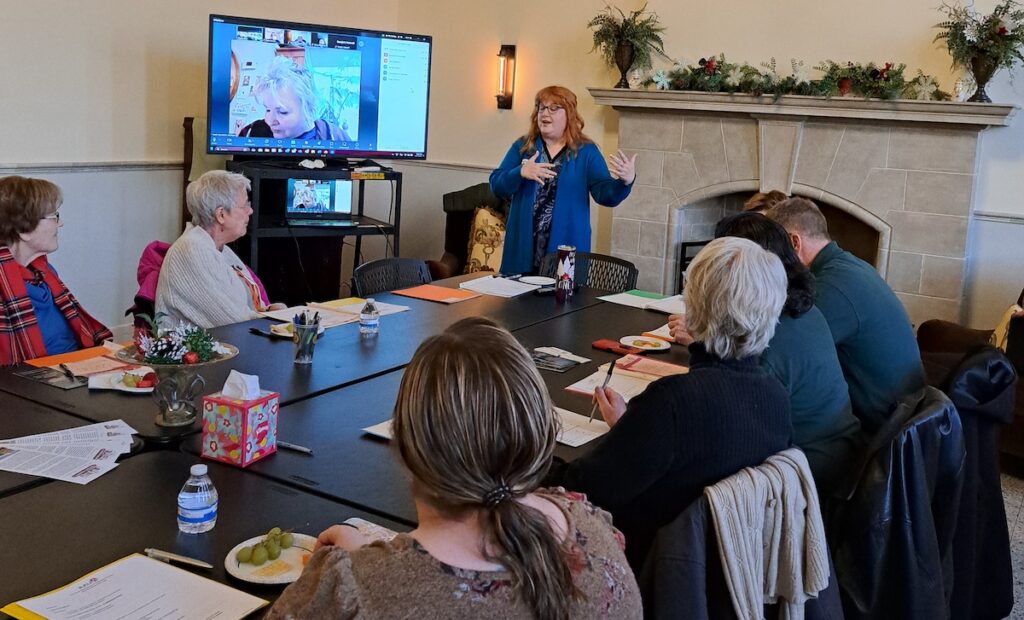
592, 89, 1016, 326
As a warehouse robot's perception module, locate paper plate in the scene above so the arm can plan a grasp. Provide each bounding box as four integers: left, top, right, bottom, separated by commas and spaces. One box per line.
619, 336, 671, 352
520, 275, 556, 286
224, 533, 317, 585
88, 367, 155, 393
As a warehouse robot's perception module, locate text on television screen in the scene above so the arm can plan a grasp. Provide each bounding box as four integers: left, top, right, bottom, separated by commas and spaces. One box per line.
207, 15, 431, 159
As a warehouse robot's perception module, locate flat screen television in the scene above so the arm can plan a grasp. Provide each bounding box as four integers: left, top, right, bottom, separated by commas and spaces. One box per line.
207, 14, 431, 161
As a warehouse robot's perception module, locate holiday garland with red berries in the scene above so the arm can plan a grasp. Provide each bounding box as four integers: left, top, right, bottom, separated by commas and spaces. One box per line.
643, 55, 949, 101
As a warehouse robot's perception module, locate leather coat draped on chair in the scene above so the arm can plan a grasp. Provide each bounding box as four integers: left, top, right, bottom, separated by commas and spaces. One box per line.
943, 346, 1016, 620
827, 386, 965, 620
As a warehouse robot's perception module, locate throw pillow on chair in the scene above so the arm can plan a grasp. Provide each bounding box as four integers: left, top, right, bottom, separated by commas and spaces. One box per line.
464, 206, 505, 274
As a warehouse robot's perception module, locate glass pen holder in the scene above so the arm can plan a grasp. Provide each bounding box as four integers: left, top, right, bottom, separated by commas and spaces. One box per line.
293, 324, 319, 364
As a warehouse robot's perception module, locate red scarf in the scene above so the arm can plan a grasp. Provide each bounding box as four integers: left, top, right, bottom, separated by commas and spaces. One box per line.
0, 245, 112, 366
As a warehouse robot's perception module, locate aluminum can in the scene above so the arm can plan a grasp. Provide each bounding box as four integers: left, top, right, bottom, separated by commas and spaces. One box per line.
555, 245, 576, 302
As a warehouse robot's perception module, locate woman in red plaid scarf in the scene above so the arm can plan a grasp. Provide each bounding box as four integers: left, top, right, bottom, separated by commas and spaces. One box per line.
0, 176, 111, 366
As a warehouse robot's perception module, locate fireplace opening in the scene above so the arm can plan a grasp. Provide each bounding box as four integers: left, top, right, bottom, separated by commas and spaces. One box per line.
675, 192, 882, 293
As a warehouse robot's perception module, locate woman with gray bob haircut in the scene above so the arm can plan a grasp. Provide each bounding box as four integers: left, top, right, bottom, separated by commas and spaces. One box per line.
685, 236, 787, 359
547, 236, 792, 570
156, 170, 283, 328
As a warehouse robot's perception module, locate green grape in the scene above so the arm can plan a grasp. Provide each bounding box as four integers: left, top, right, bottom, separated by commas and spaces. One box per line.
236, 546, 253, 564
251, 544, 269, 566
266, 540, 281, 560
268, 527, 282, 537
279, 532, 294, 549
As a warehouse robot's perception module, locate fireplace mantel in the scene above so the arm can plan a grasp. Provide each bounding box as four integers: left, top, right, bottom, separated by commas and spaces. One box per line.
593, 87, 1017, 325
589, 88, 1017, 128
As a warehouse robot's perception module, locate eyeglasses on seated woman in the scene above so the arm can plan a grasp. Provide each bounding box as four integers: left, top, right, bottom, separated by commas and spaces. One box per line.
0, 175, 111, 366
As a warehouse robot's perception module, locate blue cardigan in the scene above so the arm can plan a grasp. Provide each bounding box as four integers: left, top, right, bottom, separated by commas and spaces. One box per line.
489, 137, 632, 273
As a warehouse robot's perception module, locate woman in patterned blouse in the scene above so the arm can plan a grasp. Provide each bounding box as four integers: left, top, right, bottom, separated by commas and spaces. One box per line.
269, 317, 642, 619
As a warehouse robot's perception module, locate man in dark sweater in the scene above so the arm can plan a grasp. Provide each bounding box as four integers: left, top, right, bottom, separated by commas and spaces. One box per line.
768, 198, 925, 435
548, 238, 793, 570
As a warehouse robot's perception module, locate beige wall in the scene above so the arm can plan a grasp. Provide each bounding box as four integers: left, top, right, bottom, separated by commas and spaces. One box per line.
397, 0, 1004, 167
2, 0, 1021, 327
0, 0, 399, 164
396, 0, 1023, 326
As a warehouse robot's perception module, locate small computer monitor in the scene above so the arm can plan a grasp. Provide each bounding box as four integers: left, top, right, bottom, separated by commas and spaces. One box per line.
285, 178, 353, 221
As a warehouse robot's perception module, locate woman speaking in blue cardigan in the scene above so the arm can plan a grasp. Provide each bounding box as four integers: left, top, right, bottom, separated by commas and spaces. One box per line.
489, 85, 636, 274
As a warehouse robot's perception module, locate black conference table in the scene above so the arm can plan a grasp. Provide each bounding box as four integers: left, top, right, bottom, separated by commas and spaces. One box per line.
0, 392, 92, 498
204, 278, 606, 405
182, 299, 691, 526
0, 276, 604, 443
0, 450, 408, 608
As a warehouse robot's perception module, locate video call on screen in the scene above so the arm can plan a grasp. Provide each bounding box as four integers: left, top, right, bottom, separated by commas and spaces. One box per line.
207, 16, 431, 159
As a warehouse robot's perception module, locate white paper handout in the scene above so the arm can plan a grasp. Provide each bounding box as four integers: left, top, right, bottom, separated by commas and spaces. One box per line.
260, 305, 358, 328
363, 412, 607, 448
534, 347, 591, 364
459, 275, 540, 298
554, 407, 610, 447
363, 419, 394, 440
0, 419, 136, 485
565, 364, 656, 402
2, 554, 267, 620
598, 290, 685, 315
0, 446, 119, 484
310, 300, 410, 317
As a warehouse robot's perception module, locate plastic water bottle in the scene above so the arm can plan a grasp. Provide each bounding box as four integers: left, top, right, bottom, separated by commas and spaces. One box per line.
177, 464, 218, 534
359, 298, 380, 337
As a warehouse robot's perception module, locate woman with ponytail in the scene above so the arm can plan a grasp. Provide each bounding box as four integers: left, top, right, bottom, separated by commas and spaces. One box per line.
268, 317, 641, 619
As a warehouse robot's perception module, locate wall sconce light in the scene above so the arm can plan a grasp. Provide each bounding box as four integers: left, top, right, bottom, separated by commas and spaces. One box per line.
496, 44, 516, 110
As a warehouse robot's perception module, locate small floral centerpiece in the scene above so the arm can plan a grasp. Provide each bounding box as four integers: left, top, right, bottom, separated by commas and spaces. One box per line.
119, 315, 239, 427
935, 0, 1024, 101
137, 323, 219, 365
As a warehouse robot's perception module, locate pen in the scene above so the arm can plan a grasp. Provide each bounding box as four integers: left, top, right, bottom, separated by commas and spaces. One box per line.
144, 548, 213, 570
588, 361, 617, 423
249, 326, 277, 338
58, 363, 79, 381
278, 440, 315, 456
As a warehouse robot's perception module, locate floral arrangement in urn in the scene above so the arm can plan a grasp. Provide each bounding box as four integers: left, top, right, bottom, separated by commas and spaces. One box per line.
588, 4, 666, 88
935, 0, 1024, 101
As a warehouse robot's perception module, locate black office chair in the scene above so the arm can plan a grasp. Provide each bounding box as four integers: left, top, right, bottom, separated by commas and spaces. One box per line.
538, 251, 638, 292
353, 258, 432, 297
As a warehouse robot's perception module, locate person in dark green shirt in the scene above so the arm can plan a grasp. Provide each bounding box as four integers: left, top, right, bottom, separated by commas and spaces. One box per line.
712, 213, 862, 495
768, 198, 925, 435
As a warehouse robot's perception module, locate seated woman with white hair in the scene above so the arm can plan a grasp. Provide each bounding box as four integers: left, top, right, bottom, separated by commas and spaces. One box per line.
156, 171, 283, 328
547, 237, 792, 570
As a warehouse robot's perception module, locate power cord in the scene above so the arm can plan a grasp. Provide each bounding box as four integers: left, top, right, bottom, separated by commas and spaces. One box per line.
285, 222, 316, 301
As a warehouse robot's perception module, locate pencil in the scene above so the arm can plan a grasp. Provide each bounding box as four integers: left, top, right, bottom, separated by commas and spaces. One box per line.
588, 361, 617, 423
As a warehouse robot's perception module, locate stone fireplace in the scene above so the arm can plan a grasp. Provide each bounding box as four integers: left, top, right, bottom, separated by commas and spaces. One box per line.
592, 88, 1015, 325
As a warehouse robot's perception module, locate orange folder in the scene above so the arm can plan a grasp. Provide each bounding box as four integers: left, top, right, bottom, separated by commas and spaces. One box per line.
25, 345, 110, 368
392, 284, 481, 304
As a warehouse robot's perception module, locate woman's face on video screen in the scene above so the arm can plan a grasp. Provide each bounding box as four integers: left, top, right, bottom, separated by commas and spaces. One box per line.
259, 88, 309, 139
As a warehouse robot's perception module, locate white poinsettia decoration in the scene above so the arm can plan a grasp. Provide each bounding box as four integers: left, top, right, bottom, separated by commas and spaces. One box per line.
725, 67, 744, 87
653, 70, 671, 90
915, 75, 938, 100
791, 59, 811, 85
672, 56, 691, 69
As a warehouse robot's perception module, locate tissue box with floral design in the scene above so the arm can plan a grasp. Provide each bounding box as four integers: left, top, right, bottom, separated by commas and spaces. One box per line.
201, 390, 279, 467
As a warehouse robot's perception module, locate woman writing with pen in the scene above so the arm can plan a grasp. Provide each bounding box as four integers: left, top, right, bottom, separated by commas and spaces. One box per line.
546, 237, 793, 571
